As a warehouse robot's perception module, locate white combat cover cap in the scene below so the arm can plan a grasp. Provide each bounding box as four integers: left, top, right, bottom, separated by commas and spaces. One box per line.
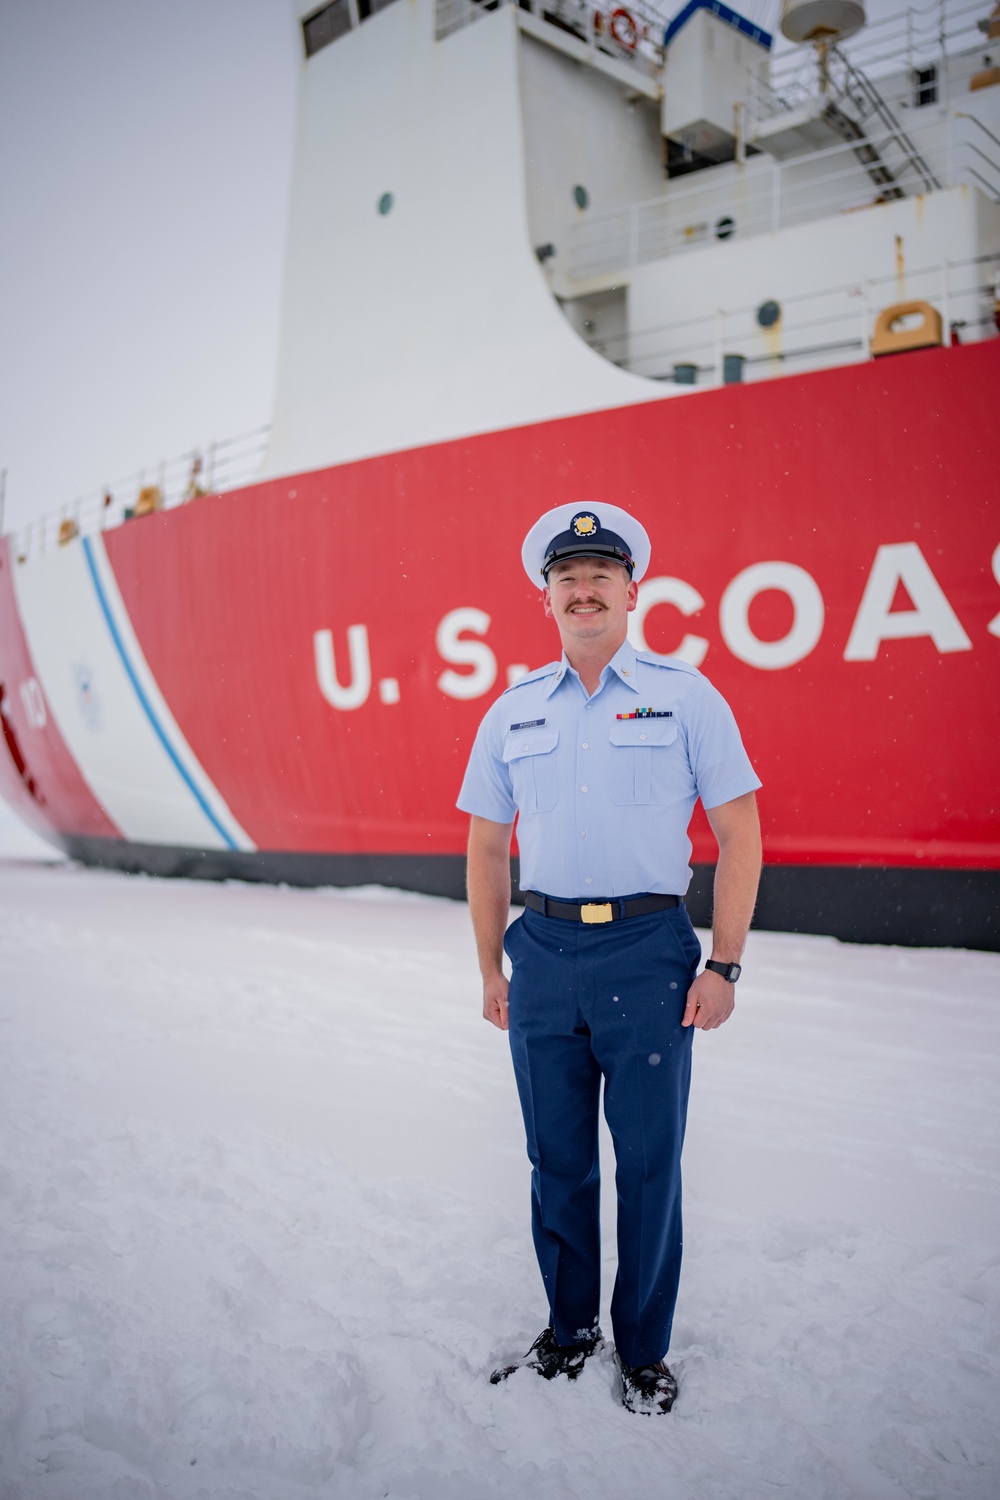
521, 502, 652, 589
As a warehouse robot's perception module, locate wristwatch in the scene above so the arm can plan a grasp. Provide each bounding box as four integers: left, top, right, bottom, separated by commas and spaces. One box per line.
704, 960, 742, 983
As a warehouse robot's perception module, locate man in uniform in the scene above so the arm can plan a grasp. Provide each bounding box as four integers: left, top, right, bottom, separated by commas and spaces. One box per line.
457, 502, 762, 1414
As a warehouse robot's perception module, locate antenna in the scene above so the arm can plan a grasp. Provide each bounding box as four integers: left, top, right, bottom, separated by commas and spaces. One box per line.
779, 0, 867, 92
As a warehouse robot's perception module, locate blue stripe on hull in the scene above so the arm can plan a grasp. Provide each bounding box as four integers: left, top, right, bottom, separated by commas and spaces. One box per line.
81, 536, 238, 851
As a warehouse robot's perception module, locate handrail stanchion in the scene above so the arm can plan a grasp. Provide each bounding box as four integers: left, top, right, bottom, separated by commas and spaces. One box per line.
941, 259, 951, 341
862, 280, 872, 360
771, 161, 781, 234
906, 6, 912, 74
714, 308, 724, 386
206, 441, 217, 494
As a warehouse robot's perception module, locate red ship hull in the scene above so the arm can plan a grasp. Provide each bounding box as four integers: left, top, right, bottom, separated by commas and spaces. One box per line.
2, 342, 998, 947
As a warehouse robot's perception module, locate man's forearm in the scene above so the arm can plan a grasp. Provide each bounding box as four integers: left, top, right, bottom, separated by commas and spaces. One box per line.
467, 823, 512, 978
469, 862, 510, 976
710, 831, 762, 962
467, 818, 514, 1031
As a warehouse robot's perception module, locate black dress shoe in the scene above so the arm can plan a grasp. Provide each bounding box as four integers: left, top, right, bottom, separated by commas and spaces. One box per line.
490, 1326, 603, 1384
618, 1356, 679, 1414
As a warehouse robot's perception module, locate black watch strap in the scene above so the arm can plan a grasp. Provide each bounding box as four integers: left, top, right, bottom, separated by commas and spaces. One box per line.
705, 959, 742, 983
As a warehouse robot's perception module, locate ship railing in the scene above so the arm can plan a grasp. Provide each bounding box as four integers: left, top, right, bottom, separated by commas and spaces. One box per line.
5, 424, 271, 564
585, 250, 999, 384
759, 0, 988, 121
436, 0, 667, 71
564, 113, 1000, 283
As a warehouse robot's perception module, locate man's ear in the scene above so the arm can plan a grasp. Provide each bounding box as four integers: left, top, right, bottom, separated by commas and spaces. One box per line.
542, 587, 555, 620
626, 579, 639, 613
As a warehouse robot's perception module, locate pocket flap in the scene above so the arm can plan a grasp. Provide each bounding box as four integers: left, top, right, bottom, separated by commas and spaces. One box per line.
609, 719, 677, 748
503, 729, 560, 762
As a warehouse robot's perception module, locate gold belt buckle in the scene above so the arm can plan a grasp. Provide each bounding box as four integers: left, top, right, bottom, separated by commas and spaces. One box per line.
581, 902, 613, 924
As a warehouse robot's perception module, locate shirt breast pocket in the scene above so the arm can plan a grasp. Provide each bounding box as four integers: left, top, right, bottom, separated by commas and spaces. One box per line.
609, 719, 678, 806
502, 729, 560, 815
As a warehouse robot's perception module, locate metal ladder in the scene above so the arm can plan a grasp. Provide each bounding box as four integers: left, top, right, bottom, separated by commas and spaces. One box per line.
819, 45, 942, 199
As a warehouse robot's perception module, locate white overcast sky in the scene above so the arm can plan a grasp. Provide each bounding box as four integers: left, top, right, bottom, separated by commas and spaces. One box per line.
0, 0, 299, 534
0, 0, 918, 536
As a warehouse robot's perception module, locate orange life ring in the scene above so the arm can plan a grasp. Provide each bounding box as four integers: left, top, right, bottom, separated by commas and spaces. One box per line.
610, 6, 639, 50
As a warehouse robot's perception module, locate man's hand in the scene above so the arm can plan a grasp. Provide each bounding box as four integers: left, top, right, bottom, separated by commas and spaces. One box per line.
483, 970, 510, 1031
681, 968, 735, 1030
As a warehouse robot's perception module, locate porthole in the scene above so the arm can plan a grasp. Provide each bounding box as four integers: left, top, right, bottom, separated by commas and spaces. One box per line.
714, 215, 736, 240
377, 191, 394, 216
573, 184, 589, 210
756, 299, 781, 328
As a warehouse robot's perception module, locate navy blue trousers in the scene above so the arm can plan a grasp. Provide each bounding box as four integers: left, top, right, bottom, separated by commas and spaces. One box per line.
503, 901, 700, 1368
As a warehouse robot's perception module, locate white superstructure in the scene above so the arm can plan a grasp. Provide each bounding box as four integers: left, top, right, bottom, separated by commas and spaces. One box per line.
254, 0, 1000, 480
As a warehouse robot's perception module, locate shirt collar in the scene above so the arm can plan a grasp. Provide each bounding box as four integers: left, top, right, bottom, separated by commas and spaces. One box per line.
545, 637, 640, 698
607, 637, 641, 691
545, 662, 567, 699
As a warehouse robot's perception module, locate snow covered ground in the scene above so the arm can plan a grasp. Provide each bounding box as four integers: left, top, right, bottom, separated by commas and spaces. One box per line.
1, 803, 998, 1500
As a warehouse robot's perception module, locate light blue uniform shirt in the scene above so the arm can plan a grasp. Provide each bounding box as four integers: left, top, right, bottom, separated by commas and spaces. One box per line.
457, 638, 761, 898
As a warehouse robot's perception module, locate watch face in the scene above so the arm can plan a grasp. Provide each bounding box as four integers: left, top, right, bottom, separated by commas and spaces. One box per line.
707, 960, 741, 982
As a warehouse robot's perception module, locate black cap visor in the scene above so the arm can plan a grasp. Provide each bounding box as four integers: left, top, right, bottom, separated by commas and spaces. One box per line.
542, 529, 634, 580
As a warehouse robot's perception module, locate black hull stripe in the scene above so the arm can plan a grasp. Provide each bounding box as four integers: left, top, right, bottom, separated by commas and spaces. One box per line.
46, 837, 1000, 952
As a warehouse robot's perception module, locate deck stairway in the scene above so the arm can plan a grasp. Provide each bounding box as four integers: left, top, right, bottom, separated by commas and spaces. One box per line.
752, 46, 941, 199
820, 46, 942, 197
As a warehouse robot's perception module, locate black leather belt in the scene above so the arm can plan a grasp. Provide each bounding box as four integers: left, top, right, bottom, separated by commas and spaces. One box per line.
524, 891, 680, 924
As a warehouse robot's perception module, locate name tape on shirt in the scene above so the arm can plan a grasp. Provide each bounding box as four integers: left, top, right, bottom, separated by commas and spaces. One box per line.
510, 719, 546, 731
615, 709, 673, 720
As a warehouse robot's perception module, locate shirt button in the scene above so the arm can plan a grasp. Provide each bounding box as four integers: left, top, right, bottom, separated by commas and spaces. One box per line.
581, 785, 589, 793
522, 742, 530, 749
639, 733, 646, 741
581, 830, 587, 838
581, 741, 589, 749
585, 876, 593, 885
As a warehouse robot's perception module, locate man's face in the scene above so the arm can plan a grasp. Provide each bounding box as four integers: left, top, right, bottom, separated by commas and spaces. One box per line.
542, 555, 637, 649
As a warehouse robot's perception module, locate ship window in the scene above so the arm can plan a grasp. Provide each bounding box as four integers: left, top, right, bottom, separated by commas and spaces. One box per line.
358, 0, 401, 15
303, 0, 352, 57
913, 65, 937, 106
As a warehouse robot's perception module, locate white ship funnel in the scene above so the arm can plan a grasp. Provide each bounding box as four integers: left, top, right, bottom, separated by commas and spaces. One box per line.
779, 0, 866, 43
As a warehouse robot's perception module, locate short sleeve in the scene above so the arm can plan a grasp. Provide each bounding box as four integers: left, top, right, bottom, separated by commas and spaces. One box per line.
457, 704, 516, 824
683, 677, 762, 810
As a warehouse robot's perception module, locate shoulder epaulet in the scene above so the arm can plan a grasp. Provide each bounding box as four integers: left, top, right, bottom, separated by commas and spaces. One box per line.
501, 662, 561, 694
634, 650, 702, 679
